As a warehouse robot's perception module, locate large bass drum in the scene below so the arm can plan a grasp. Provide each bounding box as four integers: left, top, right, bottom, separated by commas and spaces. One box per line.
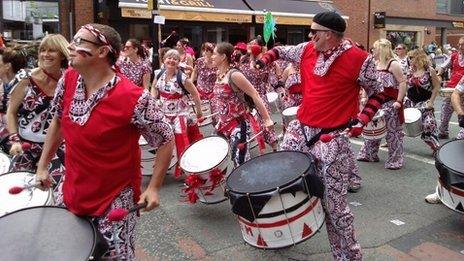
435, 139, 464, 214
0, 206, 108, 260
225, 151, 325, 249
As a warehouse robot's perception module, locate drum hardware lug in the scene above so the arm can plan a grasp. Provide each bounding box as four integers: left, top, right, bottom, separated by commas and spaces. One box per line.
88, 256, 94, 260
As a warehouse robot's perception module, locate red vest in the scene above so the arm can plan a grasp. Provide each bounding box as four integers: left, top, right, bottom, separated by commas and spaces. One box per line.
61, 69, 143, 216
298, 43, 368, 128
447, 52, 464, 88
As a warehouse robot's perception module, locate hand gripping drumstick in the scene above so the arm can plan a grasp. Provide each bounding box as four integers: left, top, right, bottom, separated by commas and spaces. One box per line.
197, 112, 220, 124
237, 130, 264, 151
161, 31, 177, 45
108, 202, 148, 222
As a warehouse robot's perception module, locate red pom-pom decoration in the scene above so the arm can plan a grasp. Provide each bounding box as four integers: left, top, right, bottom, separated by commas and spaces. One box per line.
251, 45, 262, 56
9, 186, 23, 195
107, 208, 129, 222
21, 142, 32, 151
319, 134, 334, 143
237, 143, 246, 151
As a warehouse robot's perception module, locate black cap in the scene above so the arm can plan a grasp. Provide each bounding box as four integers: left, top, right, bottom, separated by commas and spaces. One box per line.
313, 11, 346, 33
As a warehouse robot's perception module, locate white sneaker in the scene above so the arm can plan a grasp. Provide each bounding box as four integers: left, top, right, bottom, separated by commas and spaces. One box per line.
425, 192, 441, 204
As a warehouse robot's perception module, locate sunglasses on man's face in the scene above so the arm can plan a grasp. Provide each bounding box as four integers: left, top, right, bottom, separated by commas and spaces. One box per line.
309, 28, 332, 35
395, 47, 404, 50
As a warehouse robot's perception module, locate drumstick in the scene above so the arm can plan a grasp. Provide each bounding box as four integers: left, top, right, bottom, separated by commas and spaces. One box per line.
197, 112, 219, 124
237, 130, 265, 150
107, 202, 148, 222
21, 142, 31, 151
9, 182, 41, 194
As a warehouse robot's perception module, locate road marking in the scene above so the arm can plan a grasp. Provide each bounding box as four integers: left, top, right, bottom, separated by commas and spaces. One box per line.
350, 139, 435, 165
390, 219, 405, 226
349, 201, 362, 207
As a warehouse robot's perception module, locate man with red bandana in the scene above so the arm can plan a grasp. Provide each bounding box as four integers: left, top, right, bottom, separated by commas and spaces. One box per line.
35, 24, 174, 260
257, 12, 385, 260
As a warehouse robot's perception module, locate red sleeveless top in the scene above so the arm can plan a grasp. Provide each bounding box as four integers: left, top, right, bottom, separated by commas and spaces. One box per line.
447, 52, 464, 88
298, 43, 368, 128
61, 69, 143, 216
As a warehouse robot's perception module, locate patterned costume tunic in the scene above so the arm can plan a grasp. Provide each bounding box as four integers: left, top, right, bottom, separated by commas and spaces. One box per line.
117, 58, 151, 87
194, 57, 217, 99
358, 61, 404, 169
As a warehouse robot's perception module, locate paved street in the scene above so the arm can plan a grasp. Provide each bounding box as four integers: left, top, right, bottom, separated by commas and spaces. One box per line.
136, 96, 464, 261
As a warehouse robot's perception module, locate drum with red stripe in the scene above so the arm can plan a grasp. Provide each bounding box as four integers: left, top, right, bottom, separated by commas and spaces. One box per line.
225, 151, 325, 249
435, 139, 464, 214
362, 109, 386, 140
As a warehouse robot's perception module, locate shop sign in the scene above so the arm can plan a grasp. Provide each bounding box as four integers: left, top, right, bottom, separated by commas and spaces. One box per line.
121, 8, 151, 18
158, 0, 214, 8
374, 12, 386, 29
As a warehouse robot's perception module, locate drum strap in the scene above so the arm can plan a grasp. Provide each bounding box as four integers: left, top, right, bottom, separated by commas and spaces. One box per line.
300, 122, 350, 148
238, 119, 247, 164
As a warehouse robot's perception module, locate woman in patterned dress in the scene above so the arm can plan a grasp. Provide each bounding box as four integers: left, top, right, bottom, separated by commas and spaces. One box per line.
7, 34, 69, 177
404, 49, 440, 152
191, 42, 217, 100
239, 37, 278, 151
176, 38, 194, 75
117, 39, 151, 90
152, 49, 202, 177
357, 39, 407, 170
278, 62, 303, 110
0, 46, 28, 139
212, 42, 273, 166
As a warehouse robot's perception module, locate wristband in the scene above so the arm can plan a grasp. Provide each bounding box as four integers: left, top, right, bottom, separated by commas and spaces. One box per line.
9, 133, 20, 142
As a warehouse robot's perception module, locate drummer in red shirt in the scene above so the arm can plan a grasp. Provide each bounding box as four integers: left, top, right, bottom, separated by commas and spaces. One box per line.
35, 24, 174, 260
257, 12, 385, 260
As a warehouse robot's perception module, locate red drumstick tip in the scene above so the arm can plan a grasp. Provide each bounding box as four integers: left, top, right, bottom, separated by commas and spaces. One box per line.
319, 134, 334, 143
197, 117, 205, 124
9, 186, 23, 195
107, 208, 129, 222
237, 143, 246, 150
21, 142, 32, 151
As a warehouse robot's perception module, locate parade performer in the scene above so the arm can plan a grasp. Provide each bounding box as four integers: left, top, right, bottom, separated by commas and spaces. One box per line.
256, 12, 385, 260
117, 38, 151, 90
36, 24, 174, 260
7, 34, 69, 175
239, 37, 278, 151
278, 62, 302, 109
357, 39, 407, 170
152, 49, 202, 177
191, 42, 217, 100
436, 37, 464, 139
404, 49, 440, 152
212, 42, 273, 166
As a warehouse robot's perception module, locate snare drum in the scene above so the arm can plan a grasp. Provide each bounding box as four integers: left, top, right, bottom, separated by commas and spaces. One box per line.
0, 152, 10, 174
180, 136, 230, 204
266, 92, 280, 113
199, 100, 213, 126
282, 106, 299, 129
0, 206, 108, 260
404, 108, 422, 137
0, 171, 53, 217
362, 110, 386, 140
435, 140, 464, 214
226, 151, 325, 249
439, 88, 454, 98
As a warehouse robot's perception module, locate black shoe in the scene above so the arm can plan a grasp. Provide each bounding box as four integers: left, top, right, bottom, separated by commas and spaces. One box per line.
438, 133, 449, 139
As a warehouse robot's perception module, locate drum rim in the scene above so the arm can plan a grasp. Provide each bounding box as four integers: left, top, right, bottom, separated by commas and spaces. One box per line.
0, 205, 99, 259
282, 106, 299, 115
226, 150, 314, 194
436, 139, 464, 177
180, 135, 229, 173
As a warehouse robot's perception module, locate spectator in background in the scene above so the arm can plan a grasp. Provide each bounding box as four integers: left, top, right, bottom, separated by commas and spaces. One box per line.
176, 38, 194, 75
118, 39, 152, 90
394, 43, 409, 74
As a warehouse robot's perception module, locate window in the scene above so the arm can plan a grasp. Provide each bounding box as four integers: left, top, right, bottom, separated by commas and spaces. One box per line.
386, 31, 417, 50
437, 0, 449, 14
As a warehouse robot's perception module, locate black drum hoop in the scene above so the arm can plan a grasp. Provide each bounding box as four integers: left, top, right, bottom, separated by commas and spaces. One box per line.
0, 205, 104, 260
436, 139, 464, 177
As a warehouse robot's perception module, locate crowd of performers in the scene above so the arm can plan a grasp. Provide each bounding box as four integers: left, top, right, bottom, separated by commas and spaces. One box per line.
1, 10, 464, 260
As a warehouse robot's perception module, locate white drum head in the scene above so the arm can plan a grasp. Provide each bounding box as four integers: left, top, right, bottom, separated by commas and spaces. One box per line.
0, 153, 11, 175
404, 108, 421, 123
266, 92, 279, 102
0, 172, 52, 217
441, 88, 454, 93
373, 109, 384, 120
180, 136, 229, 173
282, 106, 299, 117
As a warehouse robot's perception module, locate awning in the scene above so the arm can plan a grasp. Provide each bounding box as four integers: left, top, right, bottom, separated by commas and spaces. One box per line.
244, 0, 348, 26
118, 0, 254, 23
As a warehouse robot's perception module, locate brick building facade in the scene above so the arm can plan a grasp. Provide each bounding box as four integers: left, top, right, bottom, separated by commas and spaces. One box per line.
335, 0, 464, 50
56, 0, 464, 50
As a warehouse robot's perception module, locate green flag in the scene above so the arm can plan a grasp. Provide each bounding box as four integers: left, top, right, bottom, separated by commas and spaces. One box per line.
263, 11, 276, 45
